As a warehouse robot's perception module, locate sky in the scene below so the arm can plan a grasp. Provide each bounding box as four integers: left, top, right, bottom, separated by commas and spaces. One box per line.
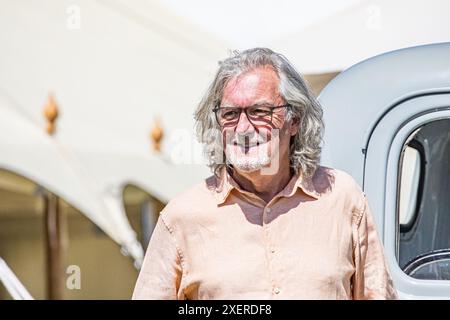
162, 0, 363, 48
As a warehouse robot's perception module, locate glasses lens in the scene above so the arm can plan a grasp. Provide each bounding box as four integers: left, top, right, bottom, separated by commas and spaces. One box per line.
217, 108, 239, 126
216, 105, 280, 127
247, 106, 272, 125
220, 108, 240, 120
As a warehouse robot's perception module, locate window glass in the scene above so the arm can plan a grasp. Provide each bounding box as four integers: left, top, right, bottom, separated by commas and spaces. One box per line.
398, 119, 450, 279
399, 146, 421, 227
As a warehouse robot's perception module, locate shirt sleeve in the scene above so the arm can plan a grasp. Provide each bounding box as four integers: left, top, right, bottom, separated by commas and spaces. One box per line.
132, 215, 185, 300
352, 194, 398, 300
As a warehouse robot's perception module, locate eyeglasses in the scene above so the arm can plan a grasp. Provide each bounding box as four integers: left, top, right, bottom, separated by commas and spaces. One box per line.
212, 104, 290, 128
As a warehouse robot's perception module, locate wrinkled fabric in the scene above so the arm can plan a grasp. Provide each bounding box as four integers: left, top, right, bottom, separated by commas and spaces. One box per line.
132, 166, 398, 300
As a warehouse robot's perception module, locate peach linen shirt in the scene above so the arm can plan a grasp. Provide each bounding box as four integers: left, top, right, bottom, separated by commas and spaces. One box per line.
132, 166, 398, 300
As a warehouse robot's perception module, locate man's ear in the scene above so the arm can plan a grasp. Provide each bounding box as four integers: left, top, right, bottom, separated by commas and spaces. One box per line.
289, 116, 300, 136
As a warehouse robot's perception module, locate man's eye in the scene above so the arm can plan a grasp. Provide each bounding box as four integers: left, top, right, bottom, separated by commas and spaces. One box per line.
250, 108, 271, 116
222, 110, 239, 119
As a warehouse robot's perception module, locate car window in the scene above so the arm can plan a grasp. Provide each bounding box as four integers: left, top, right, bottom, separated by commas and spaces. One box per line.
399, 144, 421, 229
397, 119, 450, 279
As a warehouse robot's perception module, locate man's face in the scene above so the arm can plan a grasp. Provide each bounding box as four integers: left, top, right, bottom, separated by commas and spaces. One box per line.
220, 66, 298, 173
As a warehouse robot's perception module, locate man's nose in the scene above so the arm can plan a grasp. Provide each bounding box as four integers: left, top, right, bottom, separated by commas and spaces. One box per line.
235, 110, 255, 134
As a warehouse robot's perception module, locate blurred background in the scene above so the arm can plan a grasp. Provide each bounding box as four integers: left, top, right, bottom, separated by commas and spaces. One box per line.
0, 0, 449, 299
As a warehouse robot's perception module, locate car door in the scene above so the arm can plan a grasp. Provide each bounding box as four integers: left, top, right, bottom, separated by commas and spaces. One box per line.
364, 93, 450, 299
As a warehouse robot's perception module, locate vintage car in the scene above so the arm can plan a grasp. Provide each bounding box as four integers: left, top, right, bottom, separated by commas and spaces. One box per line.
319, 42, 450, 299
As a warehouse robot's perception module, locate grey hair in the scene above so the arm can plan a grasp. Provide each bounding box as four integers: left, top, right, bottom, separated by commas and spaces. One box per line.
194, 47, 324, 178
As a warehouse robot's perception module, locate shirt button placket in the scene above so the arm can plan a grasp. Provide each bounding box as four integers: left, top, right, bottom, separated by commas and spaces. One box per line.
264, 207, 271, 225
263, 206, 280, 297
267, 207, 275, 253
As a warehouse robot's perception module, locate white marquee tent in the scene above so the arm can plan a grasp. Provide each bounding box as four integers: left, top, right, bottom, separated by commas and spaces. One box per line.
1, 0, 449, 265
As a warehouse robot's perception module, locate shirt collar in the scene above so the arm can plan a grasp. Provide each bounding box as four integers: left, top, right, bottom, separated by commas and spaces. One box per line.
214, 166, 320, 205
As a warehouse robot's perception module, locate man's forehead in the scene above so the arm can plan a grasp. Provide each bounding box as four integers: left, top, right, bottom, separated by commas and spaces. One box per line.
222, 67, 280, 106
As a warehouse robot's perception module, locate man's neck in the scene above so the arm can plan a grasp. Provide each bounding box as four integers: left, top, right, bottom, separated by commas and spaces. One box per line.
230, 163, 293, 204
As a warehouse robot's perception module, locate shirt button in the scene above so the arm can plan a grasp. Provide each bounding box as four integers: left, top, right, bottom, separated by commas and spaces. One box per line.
271, 249, 275, 253
273, 287, 281, 294
266, 208, 271, 214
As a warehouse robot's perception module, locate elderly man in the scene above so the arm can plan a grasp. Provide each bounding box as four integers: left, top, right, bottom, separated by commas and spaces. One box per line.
132, 48, 398, 300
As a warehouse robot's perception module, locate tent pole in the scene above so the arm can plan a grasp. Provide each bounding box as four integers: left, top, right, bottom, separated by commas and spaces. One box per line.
43, 192, 64, 300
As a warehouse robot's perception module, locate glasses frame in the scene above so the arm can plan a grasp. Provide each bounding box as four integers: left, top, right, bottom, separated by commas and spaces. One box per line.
212, 104, 291, 128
